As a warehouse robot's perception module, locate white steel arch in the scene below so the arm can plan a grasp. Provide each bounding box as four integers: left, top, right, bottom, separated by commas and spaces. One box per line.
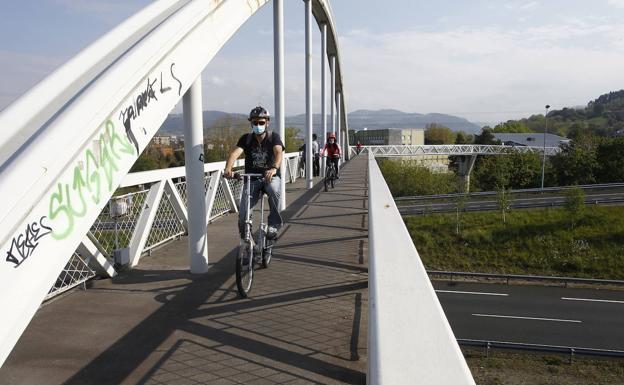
0, 0, 348, 367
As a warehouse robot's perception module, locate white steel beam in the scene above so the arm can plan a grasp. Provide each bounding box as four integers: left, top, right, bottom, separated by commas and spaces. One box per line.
183, 77, 209, 274
205, 170, 222, 226
220, 177, 239, 214
128, 180, 165, 267
79, 235, 116, 278
321, 23, 327, 177
164, 178, 188, 231
304, 0, 313, 189
274, 0, 286, 210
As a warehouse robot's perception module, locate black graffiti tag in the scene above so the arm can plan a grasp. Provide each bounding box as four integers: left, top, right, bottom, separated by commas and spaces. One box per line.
6, 216, 52, 268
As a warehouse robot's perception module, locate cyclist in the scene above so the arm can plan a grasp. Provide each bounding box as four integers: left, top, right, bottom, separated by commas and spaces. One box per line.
321, 132, 341, 178
224, 106, 285, 240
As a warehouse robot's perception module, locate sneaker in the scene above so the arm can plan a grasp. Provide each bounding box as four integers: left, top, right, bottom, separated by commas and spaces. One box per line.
266, 226, 278, 240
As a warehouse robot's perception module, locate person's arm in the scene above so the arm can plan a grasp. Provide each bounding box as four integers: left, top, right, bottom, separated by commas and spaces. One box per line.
266, 144, 283, 182
320, 143, 327, 156
224, 147, 244, 178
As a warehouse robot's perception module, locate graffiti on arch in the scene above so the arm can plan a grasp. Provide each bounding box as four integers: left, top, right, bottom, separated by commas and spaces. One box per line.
48, 120, 135, 240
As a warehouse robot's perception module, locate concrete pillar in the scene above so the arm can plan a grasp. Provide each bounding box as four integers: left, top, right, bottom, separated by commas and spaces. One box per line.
183, 77, 208, 274
304, 0, 313, 189
273, 0, 286, 210
457, 155, 477, 193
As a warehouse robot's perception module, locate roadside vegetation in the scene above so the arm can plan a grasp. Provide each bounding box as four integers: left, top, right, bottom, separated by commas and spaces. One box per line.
464, 348, 624, 385
404, 206, 624, 279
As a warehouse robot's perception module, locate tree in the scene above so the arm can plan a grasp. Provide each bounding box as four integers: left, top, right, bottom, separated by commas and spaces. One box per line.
454, 131, 473, 144
550, 134, 599, 186
284, 126, 303, 152
493, 121, 533, 133
595, 137, 624, 183
495, 183, 512, 224
474, 128, 500, 145
564, 186, 585, 229
204, 115, 248, 162
425, 123, 456, 144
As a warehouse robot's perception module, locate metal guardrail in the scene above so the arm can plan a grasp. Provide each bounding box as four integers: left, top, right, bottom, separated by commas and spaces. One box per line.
395, 183, 624, 202
367, 152, 475, 384
427, 270, 624, 287
459, 339, 624, 360
398, 194, 624, 215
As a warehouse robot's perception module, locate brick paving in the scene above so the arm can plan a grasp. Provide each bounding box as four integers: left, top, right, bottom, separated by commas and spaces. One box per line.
0, 156, 368, 385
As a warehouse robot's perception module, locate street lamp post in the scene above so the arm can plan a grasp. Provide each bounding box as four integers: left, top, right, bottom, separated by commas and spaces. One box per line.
540, 104, 551, 190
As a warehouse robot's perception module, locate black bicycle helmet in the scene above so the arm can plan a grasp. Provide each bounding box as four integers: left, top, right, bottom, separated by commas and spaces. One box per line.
248, 106, 270, 121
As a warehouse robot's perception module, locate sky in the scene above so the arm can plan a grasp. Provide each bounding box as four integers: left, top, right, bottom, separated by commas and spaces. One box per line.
2, 0, 624, 125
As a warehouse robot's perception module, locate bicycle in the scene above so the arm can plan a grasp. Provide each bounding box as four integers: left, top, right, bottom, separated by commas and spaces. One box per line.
323, 155, 339, 192
232, 173, 273, 298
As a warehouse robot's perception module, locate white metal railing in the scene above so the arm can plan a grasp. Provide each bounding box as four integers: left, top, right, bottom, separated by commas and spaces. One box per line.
351, 144, 561, 158
367, 152, 475, 384
49, 152, 303, 297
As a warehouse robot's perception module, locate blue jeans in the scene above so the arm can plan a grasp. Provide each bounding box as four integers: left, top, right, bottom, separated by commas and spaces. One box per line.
238, 176, 283, 238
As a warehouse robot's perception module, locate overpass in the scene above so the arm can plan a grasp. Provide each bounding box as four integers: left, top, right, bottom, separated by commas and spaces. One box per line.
0, 1, 473, 384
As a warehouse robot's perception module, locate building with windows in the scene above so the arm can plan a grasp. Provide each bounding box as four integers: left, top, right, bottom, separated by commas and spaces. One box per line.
349, 128, 448, 171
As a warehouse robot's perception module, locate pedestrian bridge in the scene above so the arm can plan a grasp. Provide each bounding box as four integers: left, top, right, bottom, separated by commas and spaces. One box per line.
0, 1, 473, 383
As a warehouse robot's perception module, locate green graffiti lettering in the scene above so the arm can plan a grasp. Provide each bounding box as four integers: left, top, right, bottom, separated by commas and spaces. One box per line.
85, 149, 101, 204
49, 183, 74, 240
48, 120, 135, 240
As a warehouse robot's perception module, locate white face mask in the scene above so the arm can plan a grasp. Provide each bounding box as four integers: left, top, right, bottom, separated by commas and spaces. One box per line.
329, 139, 335, 144
252, 125, 266, 135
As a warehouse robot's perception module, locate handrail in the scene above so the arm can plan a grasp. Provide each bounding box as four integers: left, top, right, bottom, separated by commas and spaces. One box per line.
367, 152, 475, 384
395, 183, 624, 201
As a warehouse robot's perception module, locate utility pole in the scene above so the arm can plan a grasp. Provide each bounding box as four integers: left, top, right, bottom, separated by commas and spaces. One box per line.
540, 104, 550, 190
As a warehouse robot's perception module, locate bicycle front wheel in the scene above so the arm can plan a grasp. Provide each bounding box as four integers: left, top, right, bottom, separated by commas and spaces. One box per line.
262, 239, 273, 268
236, 239, 254, 298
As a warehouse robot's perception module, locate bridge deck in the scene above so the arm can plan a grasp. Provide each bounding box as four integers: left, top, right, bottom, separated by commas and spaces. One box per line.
0, 157, 369, 385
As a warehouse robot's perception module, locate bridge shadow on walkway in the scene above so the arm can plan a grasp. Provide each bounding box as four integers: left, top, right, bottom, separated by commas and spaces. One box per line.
0, 157, 369, 385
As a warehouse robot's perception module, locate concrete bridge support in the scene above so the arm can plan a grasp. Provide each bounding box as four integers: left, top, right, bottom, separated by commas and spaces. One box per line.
457, 155, 477, 193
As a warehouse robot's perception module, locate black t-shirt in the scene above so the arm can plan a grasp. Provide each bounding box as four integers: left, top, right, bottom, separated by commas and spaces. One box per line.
236, 132, 285, 177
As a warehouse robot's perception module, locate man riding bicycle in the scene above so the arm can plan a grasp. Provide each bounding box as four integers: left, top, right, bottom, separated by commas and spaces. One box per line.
224, 106, 284, 240
321, 132, 341, 178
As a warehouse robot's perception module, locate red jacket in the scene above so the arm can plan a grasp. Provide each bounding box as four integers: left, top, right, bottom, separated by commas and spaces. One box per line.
321, 143, 341, 157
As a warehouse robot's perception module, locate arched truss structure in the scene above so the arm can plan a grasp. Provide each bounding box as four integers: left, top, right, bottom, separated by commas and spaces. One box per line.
0, 0, 348, 366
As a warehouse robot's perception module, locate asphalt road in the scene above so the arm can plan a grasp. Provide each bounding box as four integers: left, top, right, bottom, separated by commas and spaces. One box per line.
432, 281, 624, 351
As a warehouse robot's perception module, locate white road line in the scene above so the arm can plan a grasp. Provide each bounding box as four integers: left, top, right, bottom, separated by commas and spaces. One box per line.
562, 297, 624, 304
472, 314, 582, 323
435, 290, 509, 297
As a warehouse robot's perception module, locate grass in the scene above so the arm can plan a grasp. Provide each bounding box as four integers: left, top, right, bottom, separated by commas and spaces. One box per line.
404, 206, 624, 279
462, 348, 624, 385
464, 348, 624, 385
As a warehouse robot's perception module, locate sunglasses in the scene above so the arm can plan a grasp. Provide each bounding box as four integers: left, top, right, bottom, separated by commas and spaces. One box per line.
251, 121, 267, 126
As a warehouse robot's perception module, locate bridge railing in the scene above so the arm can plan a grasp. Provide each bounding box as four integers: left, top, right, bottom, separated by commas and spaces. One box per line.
47, 152, 303, 299
350, 144, 561, 157
367, 152, 475, 384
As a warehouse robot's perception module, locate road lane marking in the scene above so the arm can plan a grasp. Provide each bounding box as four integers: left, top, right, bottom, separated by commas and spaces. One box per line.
435, 290, 509, 297
562, 297, 624, 304
472, 314, 582, 323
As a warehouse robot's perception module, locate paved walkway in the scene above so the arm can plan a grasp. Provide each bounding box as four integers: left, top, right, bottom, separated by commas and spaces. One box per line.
0, 156, 369, 385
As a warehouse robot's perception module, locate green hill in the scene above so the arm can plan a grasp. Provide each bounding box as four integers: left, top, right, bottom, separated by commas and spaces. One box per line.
490, 90, 624, 138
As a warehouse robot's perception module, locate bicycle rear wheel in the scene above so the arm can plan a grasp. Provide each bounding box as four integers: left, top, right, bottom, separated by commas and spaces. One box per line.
236, 239, 254, 298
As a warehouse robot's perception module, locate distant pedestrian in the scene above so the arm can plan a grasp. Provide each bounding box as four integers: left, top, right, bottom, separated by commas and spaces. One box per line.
312, 134, 320, 176
356, 140, 362, 155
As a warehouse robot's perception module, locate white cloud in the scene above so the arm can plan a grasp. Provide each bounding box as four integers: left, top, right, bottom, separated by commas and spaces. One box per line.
607, 0, 624, 8
336, 20, 624, 123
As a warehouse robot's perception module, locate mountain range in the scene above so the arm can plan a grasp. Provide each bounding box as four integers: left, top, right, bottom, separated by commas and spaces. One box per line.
159, 109, 482, 136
